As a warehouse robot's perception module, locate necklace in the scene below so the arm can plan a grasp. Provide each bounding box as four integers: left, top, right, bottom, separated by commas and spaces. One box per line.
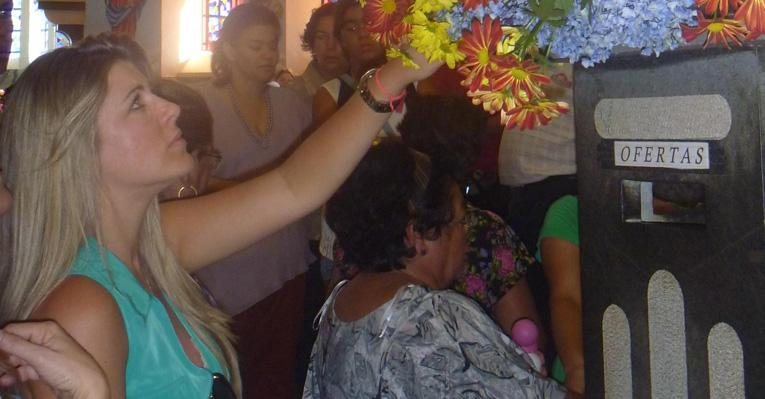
228, 85, 272, 148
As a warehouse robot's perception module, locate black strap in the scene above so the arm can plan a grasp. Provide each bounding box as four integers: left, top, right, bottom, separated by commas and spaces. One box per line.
337, 78, 356, 107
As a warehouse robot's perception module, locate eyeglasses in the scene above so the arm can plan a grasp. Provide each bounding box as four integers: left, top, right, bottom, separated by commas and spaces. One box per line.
209, 372, 236, 399
340, 21, 367, 36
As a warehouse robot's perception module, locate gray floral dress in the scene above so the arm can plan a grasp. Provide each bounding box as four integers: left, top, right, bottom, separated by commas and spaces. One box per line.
303, 282, 565, 398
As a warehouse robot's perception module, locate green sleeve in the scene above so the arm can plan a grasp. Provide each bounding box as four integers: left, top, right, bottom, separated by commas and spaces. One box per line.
536, 195, 579, 261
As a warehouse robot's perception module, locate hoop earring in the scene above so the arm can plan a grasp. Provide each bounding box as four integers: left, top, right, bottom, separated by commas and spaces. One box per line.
177, 185, 199, 199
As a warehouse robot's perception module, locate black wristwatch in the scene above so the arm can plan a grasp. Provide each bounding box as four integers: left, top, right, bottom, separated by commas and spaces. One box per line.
357, 68, 400, 113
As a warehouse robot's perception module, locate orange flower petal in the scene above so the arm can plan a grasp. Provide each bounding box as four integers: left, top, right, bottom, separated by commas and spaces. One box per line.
735, 0, 765, 39
503, 99, 569, 131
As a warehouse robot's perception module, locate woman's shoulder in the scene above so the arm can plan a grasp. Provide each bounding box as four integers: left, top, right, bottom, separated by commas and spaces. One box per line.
399, 286, 493, 329
34, 276, 123, 324
28, 276, 127, 398
425, 289, 492, 317
32, 275, 127, 355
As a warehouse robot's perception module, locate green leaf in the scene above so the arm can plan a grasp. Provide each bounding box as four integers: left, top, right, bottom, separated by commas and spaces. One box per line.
528, 0, 575, 21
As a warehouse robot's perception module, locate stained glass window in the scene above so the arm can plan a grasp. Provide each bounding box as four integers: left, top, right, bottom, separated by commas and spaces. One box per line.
203, 0, 242, 51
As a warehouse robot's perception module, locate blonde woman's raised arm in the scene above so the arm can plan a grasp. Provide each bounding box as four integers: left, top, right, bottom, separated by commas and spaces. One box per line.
161, 53, 442, 271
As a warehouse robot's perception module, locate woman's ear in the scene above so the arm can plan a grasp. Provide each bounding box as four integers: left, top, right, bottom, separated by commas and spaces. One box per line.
221, 41, 237, 64
404, 224, 427, 257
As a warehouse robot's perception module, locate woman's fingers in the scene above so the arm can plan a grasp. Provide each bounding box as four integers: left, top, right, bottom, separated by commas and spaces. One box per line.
399, 40, 443, 78
0, 321, 109, 399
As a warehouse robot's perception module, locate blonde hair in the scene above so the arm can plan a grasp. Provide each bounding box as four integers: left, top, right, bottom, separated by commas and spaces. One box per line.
0, 34, 240, 395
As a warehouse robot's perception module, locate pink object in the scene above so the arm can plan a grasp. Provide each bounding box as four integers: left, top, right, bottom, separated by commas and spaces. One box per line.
511, 318, 546, 375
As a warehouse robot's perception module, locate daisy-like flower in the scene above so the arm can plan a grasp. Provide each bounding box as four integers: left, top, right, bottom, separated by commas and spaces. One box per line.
458, 16, 504, 92
682, 11, 748, 48
408, 11, 465, 67
467, 88, 520, 114
735, 0, 765, 39
491, 56, 551, 98
503, 98, 569, 131
497, 26, 523, 55
463, 0, 490, 10
412, 0, 457, 13
386, 47, 421, 69
363, 0, 413, 47
695, 0, 742, 16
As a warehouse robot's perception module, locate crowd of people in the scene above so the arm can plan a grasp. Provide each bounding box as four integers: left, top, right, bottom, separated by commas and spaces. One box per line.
0, 1, 584, 398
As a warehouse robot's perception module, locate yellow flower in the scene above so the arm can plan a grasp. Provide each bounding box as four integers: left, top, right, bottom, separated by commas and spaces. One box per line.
497, 27, 523, 55
412, 0, 457, 13
386, 47, 421, 69
408, 11, 464, 67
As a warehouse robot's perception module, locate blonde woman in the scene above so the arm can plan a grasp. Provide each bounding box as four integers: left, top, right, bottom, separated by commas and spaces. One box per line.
0, 34, 438, 399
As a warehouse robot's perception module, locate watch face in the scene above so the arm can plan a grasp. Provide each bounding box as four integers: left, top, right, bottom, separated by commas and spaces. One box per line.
56, 31, 72, 48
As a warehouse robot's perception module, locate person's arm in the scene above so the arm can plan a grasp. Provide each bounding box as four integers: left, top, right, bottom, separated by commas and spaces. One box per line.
162, 56, 441, 272
204, 176, 240, 193
540, 237, 584, 395
23, 277, 127, 399
0, 321, 108, 399
311, 86, 339, 130
492, 278, 545, 350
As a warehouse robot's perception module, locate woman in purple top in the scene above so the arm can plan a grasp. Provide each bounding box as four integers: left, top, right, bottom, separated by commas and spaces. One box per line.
192, 4, 314, 398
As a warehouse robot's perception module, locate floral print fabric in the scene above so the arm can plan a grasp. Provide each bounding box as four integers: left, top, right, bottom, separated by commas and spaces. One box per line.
453, 204, 534, 310
333, 204, 534, 311
302, 282, 564, 398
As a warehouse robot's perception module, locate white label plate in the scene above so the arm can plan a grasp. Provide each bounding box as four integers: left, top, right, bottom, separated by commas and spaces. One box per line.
614, 141, 710, 170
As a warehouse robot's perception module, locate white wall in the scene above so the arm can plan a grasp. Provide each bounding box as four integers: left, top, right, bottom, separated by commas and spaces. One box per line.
284, 0, 316, 75
85, 0, 317, 78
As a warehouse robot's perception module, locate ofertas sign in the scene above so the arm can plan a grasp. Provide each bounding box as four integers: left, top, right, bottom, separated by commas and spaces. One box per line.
613, 141, 709, 170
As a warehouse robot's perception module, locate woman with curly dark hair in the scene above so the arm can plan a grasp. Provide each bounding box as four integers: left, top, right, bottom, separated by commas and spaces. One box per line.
304, 140, 564, 398
330, 95, 543, 344
398, 95, 543, 340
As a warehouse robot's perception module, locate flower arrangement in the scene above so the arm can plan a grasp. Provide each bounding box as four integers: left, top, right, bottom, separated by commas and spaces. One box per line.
333, 0, 765, 130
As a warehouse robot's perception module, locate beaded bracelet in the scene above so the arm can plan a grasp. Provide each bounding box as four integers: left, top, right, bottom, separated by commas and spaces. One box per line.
357, 68, 406, 113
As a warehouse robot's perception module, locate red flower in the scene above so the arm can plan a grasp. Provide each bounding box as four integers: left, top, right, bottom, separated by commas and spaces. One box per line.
695, 0, 742, 16
363, 0, 412, 47
491, 57, 551, 99
735, 0, 765, 39
467, 88, 520, 114
458, 16, 504, 92
682, 11, 748, 48
503, 99, 569, 131
463, 0, 490, 10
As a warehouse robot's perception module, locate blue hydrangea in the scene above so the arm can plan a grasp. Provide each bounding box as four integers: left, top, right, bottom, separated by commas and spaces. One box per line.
432, 0, 697, 67
438, 0, 529, 41
538, 0, 696, 67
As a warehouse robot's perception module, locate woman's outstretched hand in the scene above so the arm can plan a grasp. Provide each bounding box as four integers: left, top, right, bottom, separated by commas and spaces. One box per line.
398, 40, 444, 82
376, 42, 444, 93
0, 321, 108, 399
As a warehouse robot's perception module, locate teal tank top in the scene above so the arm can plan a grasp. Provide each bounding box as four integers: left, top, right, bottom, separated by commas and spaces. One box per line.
69, 238, 227, 399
